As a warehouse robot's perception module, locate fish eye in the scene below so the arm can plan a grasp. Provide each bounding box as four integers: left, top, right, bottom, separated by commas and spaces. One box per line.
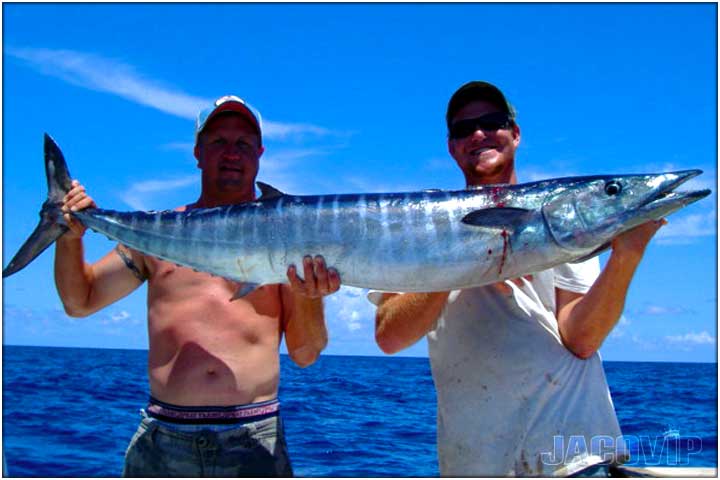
604, 181, 622, 196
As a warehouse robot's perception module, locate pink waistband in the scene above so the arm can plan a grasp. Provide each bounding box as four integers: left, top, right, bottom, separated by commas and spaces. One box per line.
147, 397, 279, 423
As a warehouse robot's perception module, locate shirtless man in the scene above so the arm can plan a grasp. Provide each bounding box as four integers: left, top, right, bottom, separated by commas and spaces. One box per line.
54, 95, 340, 477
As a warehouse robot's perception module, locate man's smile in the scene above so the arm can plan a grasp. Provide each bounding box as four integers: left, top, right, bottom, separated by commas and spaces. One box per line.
468, 145, 498, 157
220, 164, 244, 173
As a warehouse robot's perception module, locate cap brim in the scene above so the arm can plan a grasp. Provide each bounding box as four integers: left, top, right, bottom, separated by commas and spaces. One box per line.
446, 81, 513, 127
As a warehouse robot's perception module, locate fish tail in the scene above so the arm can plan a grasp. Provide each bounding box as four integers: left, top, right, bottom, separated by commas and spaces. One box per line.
2, 134, 73, 277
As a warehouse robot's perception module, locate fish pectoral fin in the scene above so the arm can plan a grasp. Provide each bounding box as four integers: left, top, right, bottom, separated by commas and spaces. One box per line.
256, 182, 285, 200
230, 282, 261, 301
461, 207, 534, 232
569, 242, 611, 264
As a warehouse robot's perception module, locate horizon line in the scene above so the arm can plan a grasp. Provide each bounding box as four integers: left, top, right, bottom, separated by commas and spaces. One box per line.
3, 343, 716, 365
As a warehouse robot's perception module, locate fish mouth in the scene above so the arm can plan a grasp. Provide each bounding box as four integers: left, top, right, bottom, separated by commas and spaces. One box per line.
638, 169, 711, 220
542, 169, 711, 253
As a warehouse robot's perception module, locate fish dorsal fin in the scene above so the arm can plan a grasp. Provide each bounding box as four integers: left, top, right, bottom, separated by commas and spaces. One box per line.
461, 207, 534, 234
256, 182, 285, 200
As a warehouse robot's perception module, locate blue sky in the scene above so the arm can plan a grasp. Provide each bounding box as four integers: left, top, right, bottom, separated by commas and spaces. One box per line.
2, 3, 717, 362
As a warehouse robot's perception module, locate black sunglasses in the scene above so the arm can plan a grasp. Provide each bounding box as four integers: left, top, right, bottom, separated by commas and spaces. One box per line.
449, 112, 513, 139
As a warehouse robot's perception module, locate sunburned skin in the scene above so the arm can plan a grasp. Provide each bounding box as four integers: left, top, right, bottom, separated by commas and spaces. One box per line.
143, 254, 285, 406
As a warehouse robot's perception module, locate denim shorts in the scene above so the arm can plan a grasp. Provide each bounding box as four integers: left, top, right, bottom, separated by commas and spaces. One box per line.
123, 407, 293, 477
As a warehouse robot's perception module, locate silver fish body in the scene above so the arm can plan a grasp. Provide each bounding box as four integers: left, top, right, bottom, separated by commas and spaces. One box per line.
73, 173, 708, 292
75, 190, 530, 291
2, 134, 711, 295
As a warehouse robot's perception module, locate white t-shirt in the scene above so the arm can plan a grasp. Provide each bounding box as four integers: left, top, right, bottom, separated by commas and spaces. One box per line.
370, 258, 628, 477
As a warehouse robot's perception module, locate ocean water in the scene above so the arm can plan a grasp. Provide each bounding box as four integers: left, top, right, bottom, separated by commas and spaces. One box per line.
2, 345, 716, 477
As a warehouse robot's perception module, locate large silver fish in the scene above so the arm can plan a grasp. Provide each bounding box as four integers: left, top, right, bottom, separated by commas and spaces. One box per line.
2, 134, 711, 296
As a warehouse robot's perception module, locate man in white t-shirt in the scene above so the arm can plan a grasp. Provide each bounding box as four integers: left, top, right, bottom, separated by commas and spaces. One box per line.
372, 81, 666, 476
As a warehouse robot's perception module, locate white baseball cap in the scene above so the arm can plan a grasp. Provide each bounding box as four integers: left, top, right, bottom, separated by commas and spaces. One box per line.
195, 95, 263, 145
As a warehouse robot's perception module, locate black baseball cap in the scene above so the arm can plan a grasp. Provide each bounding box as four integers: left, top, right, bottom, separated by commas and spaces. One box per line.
446, 81, 515, 128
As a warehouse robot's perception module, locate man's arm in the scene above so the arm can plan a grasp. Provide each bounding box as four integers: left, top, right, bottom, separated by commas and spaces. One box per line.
374, 291, 450, 354
557, 219, 666, 359
54, 180, 146, 317
281, 255, 340, 368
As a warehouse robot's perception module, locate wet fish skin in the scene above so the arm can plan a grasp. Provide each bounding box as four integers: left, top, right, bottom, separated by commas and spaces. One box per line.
2, 134, 711, 296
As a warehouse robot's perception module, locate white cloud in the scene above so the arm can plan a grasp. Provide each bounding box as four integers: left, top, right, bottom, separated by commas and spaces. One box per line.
347, 311, 363, 332
100, 310, 130, 325
609, 315, 630, 338
644, 306, 672, 315
161, 142, 195, 152
111, 310, 131, 322
635, 304, 688, 316
325, 286, 376, 335
257, 148, 333, 195
130, 176, 198, 194
656, 211, 717, 245
119, 175, 198, 210
102, 309, 136, 325
6, 46, 206, 118
665, 331, 716, 345
261, 148, 328, 174
265, 121, 332, 139
6, 46, 333, 140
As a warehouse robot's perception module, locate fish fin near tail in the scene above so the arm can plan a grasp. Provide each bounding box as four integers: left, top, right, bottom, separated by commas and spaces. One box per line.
44, 133, 74, 203
2, 134, 73, 278
2, 221, 68, 277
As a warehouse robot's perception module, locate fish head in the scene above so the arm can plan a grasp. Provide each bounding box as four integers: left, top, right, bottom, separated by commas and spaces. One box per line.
542, 170, 710, 252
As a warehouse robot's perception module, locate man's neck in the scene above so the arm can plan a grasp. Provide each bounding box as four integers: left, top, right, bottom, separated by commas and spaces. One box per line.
466, 170, 518, 188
